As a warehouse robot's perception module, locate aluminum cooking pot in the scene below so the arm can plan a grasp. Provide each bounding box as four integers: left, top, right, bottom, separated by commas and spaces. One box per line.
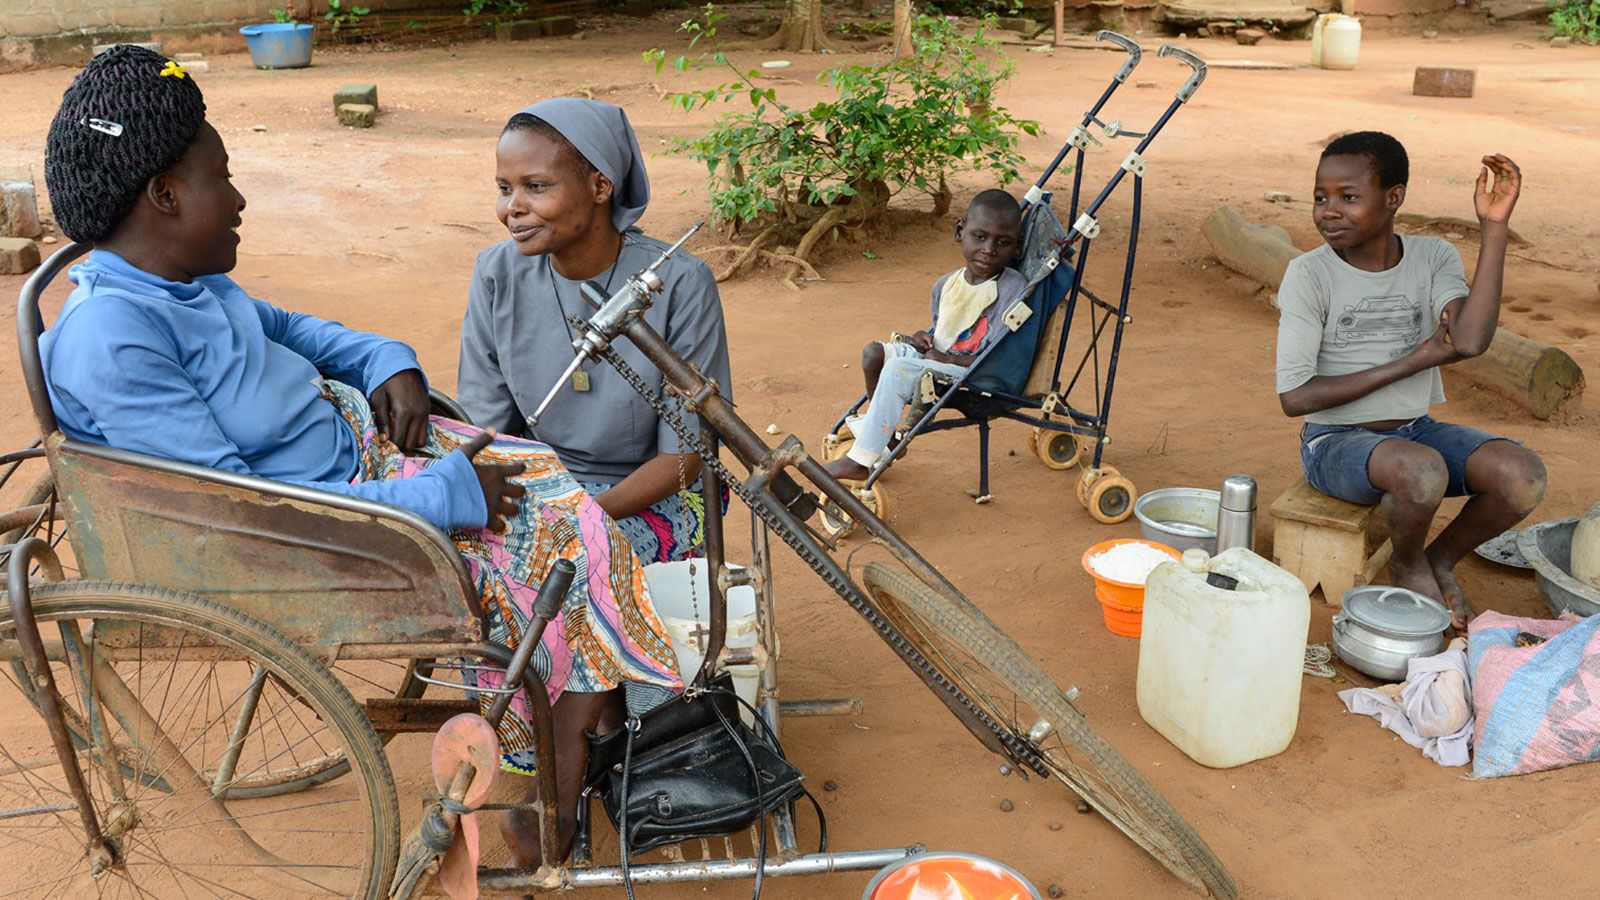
1331, 586, 1451, 682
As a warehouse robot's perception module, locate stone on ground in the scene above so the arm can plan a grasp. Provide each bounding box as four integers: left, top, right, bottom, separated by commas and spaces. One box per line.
0, 237, 41, 275
1236, 27, 1266, 45
337, 103, 376, 128
495, 20, 541, 41
334, 83, 378, 112
1, 168, 42, 239
538, 15, 578, 37
1413, 66, 1476, 98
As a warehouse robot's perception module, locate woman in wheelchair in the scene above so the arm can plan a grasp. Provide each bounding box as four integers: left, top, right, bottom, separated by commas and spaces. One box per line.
40, 45, 681, 866
457, 97, 732, 566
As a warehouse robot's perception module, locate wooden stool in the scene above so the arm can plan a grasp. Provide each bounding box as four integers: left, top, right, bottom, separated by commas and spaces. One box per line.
1269, 478, 1393, 606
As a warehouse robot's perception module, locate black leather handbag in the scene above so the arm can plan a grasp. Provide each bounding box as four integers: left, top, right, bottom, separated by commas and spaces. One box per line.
585, 671, 822, 897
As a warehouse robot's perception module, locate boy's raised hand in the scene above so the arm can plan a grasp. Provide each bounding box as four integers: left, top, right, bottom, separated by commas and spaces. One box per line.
1474, 154, 1521, 225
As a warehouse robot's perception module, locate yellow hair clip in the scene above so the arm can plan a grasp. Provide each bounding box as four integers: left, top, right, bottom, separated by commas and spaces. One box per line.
159, 60, 188, 79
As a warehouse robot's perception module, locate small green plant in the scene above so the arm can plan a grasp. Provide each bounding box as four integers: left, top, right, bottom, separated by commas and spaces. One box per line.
324, 0, 371, 33
646, 6, 1039, 282
1549, 0, 1600, 42
269, 8, 295, 24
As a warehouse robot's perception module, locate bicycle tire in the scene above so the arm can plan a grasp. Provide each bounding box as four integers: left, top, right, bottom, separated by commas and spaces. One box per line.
0, 581, 401, 898
861, 561, 1237, 899
3, 472, 428, 800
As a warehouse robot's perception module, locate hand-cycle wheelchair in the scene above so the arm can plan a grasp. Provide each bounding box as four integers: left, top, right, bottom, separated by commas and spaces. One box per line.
0, 231, 1235, 896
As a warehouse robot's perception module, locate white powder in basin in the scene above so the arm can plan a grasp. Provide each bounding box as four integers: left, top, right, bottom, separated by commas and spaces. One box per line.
1089, 542, 1174, 584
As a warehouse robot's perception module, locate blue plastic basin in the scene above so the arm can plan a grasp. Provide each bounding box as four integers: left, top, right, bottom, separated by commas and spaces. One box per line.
239, 23, 314, 69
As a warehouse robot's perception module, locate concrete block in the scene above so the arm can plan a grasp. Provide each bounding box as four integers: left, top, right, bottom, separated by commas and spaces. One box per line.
494, 19, 541, 41
2, 174, 43, 239
0, 237, 41, 276
174, 52, 205, 61
1413, 66, 1476, 98
92, 42, 163, 57
1550, 36, 1572, 48
337, 103, 376, 128
182, 60, 210, 74
538, 15, 578, 37
334, 83, 378, 112
994, 16, 1037, 33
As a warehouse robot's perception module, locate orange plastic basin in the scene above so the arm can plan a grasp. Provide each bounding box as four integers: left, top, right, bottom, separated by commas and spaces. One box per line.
1081, 538, 1181, 636
866, 852, 1039, 900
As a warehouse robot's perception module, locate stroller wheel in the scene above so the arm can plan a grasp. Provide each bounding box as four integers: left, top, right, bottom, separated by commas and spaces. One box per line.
1088, 474, 1137, 525
820, 483, 888, 539
821, 432, 854, 463
1076, 465, 1122, 509
1029, 428, 1084, 471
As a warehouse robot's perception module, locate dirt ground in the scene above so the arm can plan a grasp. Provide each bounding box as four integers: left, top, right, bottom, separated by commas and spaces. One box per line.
2, 11, 1599, 898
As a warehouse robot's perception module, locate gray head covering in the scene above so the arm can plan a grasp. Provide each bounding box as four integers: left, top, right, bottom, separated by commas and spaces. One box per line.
520, 97, 650, 233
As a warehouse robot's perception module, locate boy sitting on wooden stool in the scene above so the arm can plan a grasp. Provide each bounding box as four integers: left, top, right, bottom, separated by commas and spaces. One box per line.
1275, 131, 1545, 628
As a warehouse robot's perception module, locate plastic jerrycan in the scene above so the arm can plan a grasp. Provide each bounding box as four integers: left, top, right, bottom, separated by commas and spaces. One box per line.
1137, 547, 1310, 768
1311, 13, 1361, 70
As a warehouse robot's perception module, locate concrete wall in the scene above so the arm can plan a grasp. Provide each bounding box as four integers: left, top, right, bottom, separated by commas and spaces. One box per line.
0, 0, 470, 71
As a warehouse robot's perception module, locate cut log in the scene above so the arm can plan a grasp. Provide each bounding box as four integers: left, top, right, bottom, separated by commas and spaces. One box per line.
1201, 204, 1302, 295
1451, 328, 1585, 420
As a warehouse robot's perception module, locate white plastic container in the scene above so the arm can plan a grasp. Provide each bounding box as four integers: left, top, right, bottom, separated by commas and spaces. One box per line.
1311, 13, 1361, 70
1137, 547, 1310, 768
644, 561, 769, 724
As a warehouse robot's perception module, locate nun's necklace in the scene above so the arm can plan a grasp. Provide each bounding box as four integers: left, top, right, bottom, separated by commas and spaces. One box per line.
554, 251, 622, 392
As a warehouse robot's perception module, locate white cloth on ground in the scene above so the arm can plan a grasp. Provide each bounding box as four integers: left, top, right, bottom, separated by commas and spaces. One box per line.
1338, 638, 1473, 767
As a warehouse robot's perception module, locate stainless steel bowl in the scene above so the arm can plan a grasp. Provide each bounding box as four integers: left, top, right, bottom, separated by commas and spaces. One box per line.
1133, 488, 1219, 555
1517, 517, 1600, 617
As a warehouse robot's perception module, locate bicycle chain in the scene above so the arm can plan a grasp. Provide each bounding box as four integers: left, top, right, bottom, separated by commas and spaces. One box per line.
581, 326, 1048, 775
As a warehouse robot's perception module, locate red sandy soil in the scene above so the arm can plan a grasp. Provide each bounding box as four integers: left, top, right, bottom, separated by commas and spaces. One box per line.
1, 12, 1597, 898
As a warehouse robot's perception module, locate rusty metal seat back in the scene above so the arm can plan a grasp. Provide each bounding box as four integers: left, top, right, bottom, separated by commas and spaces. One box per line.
17, 244, 481, 649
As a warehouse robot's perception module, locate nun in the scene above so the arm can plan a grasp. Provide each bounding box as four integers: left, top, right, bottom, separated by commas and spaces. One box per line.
459, 98, 731, 568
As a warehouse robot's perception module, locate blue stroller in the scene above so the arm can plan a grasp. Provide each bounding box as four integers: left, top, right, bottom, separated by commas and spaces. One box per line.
820, 35, 1207, 536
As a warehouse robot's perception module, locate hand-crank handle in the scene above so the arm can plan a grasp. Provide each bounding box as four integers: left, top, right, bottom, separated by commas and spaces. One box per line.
1096, 30, 1142, 82
1158, 44, 1207, 103
533, 558, 576, 624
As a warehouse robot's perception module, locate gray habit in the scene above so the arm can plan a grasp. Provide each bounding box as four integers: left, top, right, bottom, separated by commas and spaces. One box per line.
457, 232, 732, 485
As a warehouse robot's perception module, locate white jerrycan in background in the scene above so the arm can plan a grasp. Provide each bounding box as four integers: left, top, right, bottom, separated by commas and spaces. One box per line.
1137, 547, 1310, 768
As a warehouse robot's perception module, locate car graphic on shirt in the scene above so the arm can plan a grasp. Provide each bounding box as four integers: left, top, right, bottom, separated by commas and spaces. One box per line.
1333, 294, 1423, 348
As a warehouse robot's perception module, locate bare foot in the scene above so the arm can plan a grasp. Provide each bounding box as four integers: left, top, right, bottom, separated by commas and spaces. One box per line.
823, 456, 870, 482
500, 805, 543, 870
1389, 555, 1446, 608
1428, 554, 1475, 630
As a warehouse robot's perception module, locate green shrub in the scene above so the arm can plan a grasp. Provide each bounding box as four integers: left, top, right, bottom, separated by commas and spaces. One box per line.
1549, 0, 1600, 42
647, 7, 1039, 279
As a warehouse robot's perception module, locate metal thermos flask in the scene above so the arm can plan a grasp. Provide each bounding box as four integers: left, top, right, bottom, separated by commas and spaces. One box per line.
1216, 474, 1257, 553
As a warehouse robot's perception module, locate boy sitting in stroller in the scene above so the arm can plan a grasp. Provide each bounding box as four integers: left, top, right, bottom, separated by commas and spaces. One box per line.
824, 189, 1027, 482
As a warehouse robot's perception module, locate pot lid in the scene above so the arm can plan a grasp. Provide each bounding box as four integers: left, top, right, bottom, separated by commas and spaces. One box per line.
1341, 586, 1451, 635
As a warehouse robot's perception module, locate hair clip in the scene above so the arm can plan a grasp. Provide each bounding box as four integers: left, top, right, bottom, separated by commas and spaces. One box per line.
83, 117, 124, 137
159, 60, 188, 79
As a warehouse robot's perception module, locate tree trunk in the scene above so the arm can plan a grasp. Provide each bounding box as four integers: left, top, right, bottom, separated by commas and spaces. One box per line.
1451, 329, 1585, 420
893, 0, 914, 59
766, 0, 835, 52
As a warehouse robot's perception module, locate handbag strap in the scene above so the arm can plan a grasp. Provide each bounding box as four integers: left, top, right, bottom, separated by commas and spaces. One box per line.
706, 689, 767, 900
620, 715, 639, 900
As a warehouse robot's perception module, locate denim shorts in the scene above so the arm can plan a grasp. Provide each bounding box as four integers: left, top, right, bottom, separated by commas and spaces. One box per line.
1299, 415, 1510, 506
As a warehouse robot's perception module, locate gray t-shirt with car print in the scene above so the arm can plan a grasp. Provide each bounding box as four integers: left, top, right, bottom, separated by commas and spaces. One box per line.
1275, 235, 1470, 426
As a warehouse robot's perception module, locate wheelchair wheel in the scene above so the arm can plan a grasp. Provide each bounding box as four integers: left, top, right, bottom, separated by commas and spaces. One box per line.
859, 562, 1236, 899
3, 473, 426, 799
0, 581, 400, 898
1029, 428, 1084, 471
1088, 474, 1137, 525
819, 482, 888, 540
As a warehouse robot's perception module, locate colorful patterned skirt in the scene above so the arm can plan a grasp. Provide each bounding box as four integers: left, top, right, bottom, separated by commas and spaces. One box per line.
324, 381, 683, 774
576, 481, 708, 565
